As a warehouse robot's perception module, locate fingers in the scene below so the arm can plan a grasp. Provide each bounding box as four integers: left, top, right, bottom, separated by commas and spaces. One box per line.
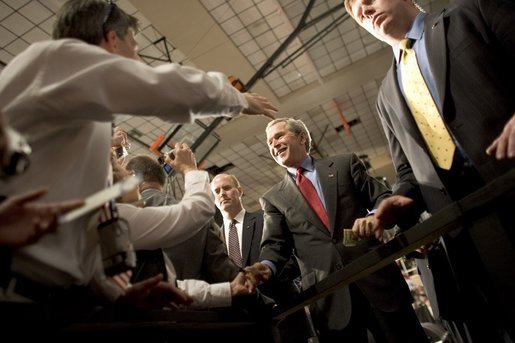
242, 93, 278, 119
486, 114, 515, 160
10, 188, 49, 206
131, 273, 163, 292
351, 217, 376, 238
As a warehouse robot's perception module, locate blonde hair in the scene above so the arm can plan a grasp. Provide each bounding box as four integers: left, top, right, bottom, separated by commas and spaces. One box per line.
343, 0, 423, 19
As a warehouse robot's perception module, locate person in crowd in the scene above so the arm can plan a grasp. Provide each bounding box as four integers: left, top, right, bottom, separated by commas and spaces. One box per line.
0, 0, 276, 312
211, 174, 265, 269
111, 150, 250, 309
344, 0, 515, 341
126, 154, 239, 283
245, 118, 427, 343
212, 172, 310, 342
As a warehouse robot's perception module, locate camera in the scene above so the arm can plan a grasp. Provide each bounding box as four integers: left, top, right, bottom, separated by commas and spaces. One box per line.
157, 149, 175, 176
115, 146, 128, 159
97, 217, 136, 276
1, 127, 32, 180
163, 163, 173, 175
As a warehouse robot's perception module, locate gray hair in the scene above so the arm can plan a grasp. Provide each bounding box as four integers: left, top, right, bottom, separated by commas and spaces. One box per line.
266, 118, 312, 153
53, 0, 139, 45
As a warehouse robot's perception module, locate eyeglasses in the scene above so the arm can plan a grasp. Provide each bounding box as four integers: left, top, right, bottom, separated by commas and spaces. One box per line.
102, 0, 116, 40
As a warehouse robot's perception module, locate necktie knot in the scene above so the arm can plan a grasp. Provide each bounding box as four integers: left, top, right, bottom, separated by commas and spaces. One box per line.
296, 167, 304, 180
399, 38, 414, 51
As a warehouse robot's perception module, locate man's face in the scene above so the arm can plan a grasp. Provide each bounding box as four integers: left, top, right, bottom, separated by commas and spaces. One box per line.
104, 28, 140, 60
348, 0, 417, 46
114, 28, 140, 60
266, 121, 307, 168
211, 175, 243, 214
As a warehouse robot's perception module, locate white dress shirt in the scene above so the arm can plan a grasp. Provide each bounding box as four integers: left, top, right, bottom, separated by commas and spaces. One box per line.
0, 38, 247, 294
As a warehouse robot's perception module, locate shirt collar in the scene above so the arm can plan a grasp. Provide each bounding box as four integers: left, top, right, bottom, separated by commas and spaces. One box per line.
393, 12, 426, 64
287, 155, 313, 177
223, 208, 246, 227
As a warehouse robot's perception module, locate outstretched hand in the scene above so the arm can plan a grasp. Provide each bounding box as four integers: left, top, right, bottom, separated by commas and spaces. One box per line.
0, 188, 84, 248
167, 142, 197, 175
486, 113, 515, 160
242, 92, 278, 119
117, 274, 193, 310
230, 271, 254, 296
244, 262, 272, 293
375, 195, 414, 230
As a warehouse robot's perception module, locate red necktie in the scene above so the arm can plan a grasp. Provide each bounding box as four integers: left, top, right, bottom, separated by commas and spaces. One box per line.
296, 168, 329, 230
228, 219, 243, 268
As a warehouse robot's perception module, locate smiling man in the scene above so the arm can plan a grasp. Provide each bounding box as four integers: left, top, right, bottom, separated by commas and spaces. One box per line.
245, 117, 427, 342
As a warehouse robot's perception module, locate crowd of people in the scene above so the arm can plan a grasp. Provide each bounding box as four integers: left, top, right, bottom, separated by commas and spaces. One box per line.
1, 0, 514, 342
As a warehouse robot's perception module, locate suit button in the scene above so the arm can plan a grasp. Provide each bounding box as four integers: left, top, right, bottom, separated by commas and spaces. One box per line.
332, 239, 338, 244
335, 263, 342, 270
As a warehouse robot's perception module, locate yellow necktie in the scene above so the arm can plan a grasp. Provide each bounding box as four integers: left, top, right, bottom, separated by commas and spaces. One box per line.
399, 38, 455, 170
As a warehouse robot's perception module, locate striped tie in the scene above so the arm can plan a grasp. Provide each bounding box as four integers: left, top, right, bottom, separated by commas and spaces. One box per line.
228, 219, 243, 268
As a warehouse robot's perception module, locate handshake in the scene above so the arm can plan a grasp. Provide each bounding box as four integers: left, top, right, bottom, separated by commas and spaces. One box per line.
230, 262, 273, 297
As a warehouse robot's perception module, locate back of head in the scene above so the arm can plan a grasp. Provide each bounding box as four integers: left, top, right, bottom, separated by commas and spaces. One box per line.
126, 155, 166, 186
52, 0, 139, 45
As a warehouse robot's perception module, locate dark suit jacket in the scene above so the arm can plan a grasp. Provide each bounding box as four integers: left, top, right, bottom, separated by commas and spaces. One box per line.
259, 154, 413, 331
140, 189, 239, 283
376, 0, 515, 322
377, 0, 515, 211
165, 220, 239, 283
222, 211, 264, 267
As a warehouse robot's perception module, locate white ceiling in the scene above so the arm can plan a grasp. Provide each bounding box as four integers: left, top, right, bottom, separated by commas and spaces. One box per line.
0, 0, 449, 211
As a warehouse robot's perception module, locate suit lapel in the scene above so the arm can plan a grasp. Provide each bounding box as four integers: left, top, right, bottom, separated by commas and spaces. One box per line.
425, 11, 447, 112
241, 212, 255, 264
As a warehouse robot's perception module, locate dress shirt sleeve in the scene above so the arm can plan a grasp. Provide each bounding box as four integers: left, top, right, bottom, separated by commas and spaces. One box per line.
118, 170, 215, 250
3, 39, 247, 126
176, 279, 232, 309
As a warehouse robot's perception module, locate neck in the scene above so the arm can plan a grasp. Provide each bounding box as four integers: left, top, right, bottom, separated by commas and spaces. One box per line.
224, 206, 243, 220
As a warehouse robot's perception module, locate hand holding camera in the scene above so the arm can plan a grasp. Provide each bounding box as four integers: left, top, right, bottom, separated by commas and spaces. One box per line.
167, 143, 197, 176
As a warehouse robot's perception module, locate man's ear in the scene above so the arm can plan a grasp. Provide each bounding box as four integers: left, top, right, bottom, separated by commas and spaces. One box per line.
299, 131, 307, 146
100, 30, 118, 53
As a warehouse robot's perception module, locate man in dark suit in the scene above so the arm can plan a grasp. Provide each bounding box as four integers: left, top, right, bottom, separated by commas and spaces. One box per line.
344, 0, 515, 341
246, 118, 427, 342
126, 155, 239, 283
211, 173, 264, 268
